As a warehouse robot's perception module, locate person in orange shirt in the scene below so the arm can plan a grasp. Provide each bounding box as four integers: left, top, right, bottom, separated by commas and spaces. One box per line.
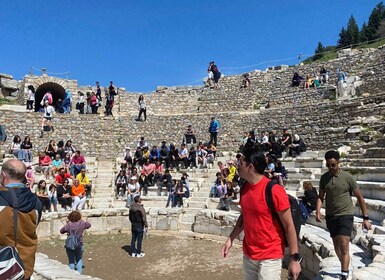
71, 179, 86, 210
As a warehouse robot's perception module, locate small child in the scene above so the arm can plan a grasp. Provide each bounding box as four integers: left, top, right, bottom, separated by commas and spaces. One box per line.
48, 184, 58, 212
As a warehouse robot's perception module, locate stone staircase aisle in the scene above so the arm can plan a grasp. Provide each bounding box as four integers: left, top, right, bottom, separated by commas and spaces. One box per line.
90, 159, 116, 209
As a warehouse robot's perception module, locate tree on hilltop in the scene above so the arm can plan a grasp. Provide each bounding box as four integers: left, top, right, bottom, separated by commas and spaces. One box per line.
338, 15, 360, 47
365, 2, 385, 41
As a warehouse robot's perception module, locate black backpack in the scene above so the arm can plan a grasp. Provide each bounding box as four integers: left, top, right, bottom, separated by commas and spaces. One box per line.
265, 180, 302, 246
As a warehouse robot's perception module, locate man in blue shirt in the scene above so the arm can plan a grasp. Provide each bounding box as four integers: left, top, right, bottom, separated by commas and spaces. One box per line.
209, 117, 220, 146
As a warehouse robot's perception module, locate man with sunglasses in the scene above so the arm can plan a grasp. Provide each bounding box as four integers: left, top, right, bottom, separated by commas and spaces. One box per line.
316, 150, 371, 280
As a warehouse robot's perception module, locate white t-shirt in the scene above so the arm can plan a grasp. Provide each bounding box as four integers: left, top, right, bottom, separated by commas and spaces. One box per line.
44, 106, 55, 118
28, 90, 35, 101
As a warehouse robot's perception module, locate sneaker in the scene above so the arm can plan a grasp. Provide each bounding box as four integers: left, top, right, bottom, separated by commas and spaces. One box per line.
131, 253, 136, 257
136, 252, 145, 258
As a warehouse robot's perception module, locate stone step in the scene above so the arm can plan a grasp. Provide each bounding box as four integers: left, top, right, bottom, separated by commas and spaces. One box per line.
343, 167, 385, 182
188, 197, 207, 202
188, 201, 207, 209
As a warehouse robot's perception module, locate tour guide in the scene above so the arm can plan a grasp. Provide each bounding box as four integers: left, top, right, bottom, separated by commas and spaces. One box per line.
221, 146, 301, 280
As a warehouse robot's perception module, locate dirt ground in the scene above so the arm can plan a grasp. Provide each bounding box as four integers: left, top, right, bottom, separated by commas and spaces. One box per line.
38, 233, 292, 280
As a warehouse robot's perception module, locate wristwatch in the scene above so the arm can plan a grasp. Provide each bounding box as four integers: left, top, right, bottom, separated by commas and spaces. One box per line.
363, 215, 369, 220
289, 253, 302, 262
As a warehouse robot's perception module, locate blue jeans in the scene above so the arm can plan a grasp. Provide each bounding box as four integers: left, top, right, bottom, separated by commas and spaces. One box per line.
70, 164, 86, 177
166, 193, 174, 207
66, 245, 84, 274
131, 228, 144, 254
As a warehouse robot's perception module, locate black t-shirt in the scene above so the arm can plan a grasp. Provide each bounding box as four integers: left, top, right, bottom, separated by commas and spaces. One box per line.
282, 133, 292, 145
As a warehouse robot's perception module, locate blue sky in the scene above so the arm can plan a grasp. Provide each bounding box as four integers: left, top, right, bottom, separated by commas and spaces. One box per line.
0, 1, 378, 92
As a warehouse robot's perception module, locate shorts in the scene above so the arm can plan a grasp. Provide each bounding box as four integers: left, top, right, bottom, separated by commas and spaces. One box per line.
326, 215, 354, 238
44, 117, 52, 120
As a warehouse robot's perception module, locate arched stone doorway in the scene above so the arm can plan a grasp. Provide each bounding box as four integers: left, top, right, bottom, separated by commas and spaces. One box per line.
35, 82, 66, 112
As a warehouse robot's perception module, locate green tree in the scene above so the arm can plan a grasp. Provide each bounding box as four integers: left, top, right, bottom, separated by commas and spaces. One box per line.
313, 42, 325, 60
366, 2, 385, 40
346, 15, 360, 45
360, 22, 369, 42
338, 27, 350, 47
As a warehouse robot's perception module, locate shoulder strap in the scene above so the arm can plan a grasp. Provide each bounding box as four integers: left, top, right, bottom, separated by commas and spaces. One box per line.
7, 188, 19, 247
265, 180, 278, 218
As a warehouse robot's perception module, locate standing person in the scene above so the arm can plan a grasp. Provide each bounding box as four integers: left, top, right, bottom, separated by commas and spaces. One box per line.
316, 150, 371, 280
129, 195, 148, 258
0, 159, 43, 280
137, 95, 147, 121
90, 92, 98, 114
0, 124, 6, 161
207, 61, 214, 88
336, 68, 347, 97
26, 85, 35, 111
60, 210, 91, 274
211, 61, 221, 89
221, 147, 301, 280
209, 117, 220, 147
95, 81, 102, 101
40, 100, 55, 138
77, 91, 85, 114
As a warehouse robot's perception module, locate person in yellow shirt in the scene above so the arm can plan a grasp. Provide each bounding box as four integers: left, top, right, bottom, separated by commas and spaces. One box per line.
76, 169, 92, 209
228, 160, 237, 182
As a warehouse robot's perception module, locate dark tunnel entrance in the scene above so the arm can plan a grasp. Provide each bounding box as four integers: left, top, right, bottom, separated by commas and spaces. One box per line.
35, 82, 66, 112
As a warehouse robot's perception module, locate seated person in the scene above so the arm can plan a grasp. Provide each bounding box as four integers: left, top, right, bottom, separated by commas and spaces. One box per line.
273, 160, 288, 186
76, 168, 92, 205
209, 172, 223, 198
184, 125, 197, 144
35, 180, 51, 213
38, 152, 53, 180
44, 140, 57, 159
57, 179, 72, 211
115, 170, 128, 198
181, 172, 190, 199
173, 180, 185, 207
142, 146, 150, 162
319, 67, 328, 84
264, 155, 275, 179
292, 72, 303, 87
206, 142, 217, 164
178, 143, 189, 169
71, 179, 86, 210
64, 140, 76, 157
160, 169, 172, 197
281, 128, 292, 151
188, 146, 196, 168
126, 176, 140, 207
220, 181, 235, 211
123, 147, 133, 166
133, 146, 143, 167
227, 160, 237, 182
63, 153, 72, 174
153, 160, 164, 185
70, 150, 86, 177
260, 131, 269, 152
195, 145, 208, 168
52, 154, 63, 174
150, 145, 160, 163
55, 167, 72, 187
169, 144, 179, 169
25, 163, 35, 190
298, 181, 318, 222
142, 158, 155, 185
159, 145, 170, 168
288, 134, 306, 157
48, 184, 58, 212
137, 136, 148, 150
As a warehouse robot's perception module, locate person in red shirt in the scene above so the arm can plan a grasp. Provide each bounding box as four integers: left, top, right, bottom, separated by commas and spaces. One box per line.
38, 151, 53, 180
221, 146, 301, 280
55, 167, 72, 187
70, 150, 86, 177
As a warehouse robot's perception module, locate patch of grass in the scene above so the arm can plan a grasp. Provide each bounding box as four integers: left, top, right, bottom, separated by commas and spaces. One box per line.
0, 98, 17, 106
303, 52, 338, 64
356, 39, 385, 49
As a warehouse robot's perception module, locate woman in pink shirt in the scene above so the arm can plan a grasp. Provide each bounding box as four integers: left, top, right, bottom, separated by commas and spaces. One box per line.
142, 158, 155, 185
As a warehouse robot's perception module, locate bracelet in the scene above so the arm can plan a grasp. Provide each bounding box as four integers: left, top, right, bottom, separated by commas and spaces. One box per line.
363, 216, 369, 220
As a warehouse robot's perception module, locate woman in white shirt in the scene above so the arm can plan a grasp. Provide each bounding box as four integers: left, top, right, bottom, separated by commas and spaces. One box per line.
27, 85, 35, 111
126, 176, 140, 207
137, 95, 147, 121
40, 100, 55, 138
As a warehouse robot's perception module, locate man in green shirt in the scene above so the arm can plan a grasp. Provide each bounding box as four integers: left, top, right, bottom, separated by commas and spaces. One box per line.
316, 150, 371, 280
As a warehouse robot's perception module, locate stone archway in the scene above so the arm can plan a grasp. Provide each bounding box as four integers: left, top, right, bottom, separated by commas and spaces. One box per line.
35, 82, 66, 112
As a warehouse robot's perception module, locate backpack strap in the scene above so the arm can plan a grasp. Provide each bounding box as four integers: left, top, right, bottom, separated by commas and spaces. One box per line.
7, 188, 19, 247
265, 180, 285, 235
